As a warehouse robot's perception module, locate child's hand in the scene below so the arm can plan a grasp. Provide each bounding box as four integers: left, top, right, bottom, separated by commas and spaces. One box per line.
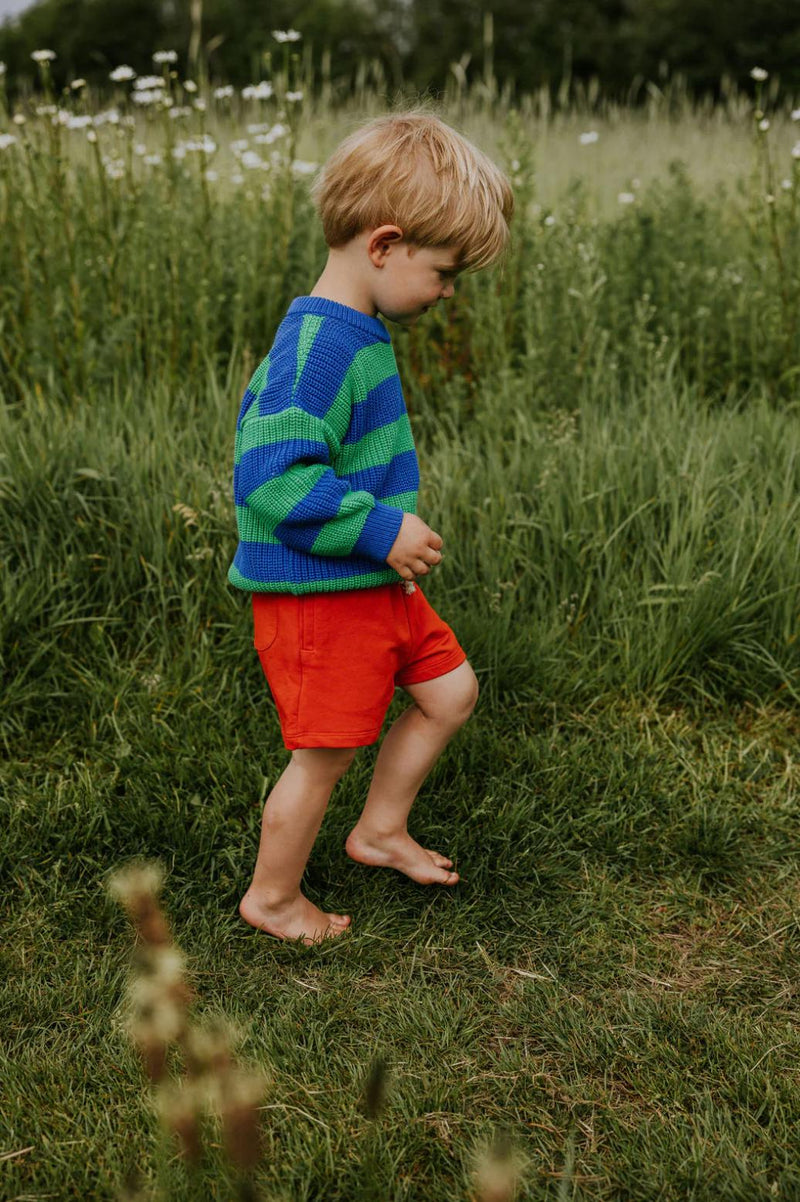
386, 513, 444, 581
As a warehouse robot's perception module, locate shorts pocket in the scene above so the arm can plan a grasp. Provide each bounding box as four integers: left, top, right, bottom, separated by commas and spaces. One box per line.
299, 594, 317, 654
252, 594, 279, 652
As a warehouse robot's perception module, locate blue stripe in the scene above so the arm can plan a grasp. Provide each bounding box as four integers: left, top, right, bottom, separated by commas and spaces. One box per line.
339, 449, 420, 498
343, 376, 407, 443
256, 317, 355, 423
273, 472, 362, 552
233, 540, 389, 581
235, 437, 329, 503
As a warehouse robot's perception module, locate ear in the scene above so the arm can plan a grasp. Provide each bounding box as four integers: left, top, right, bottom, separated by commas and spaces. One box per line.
367, 225, 404, 266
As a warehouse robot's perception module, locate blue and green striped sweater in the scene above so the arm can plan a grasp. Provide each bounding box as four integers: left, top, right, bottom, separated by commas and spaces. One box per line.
228, 295, 419, 594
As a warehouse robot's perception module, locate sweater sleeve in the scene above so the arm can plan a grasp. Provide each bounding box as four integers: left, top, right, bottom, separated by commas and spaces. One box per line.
233, 349, 404, 564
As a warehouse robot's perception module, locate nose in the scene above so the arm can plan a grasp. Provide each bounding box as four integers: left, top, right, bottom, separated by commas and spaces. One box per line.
440, 281, 455, 300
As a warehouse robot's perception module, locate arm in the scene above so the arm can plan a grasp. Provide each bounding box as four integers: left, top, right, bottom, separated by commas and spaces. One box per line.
233, 352, 404, 564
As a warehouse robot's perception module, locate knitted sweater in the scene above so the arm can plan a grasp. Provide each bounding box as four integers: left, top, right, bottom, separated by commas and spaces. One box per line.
228, 295, 419, 594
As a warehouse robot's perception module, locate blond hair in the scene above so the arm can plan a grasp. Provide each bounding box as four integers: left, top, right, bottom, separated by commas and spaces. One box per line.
309, 108, 514, 273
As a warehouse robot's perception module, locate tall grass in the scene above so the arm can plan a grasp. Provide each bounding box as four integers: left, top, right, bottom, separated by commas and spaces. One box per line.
1, 55, 799, 1202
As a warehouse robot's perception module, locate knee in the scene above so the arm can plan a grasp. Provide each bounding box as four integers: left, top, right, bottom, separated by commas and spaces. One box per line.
423, 665, 479, 728
291, 746, 358, 781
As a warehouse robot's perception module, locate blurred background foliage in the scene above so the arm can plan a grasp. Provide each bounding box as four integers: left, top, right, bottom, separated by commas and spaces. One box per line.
1, 0, 799, 102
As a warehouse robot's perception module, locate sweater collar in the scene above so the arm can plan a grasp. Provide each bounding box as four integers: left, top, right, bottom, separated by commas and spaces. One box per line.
288, 295, 391, 342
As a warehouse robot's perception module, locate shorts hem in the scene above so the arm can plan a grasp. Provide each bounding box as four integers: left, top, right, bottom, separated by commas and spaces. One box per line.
396, 649, 467, 688
283, 727, 384, 750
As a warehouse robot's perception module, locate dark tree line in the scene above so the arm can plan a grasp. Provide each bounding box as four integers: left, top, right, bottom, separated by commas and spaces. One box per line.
1, 0, 797, 100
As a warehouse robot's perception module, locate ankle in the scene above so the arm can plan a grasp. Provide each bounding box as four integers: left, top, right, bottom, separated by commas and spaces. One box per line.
242, 886, 300, 912
350, 821, 408, 842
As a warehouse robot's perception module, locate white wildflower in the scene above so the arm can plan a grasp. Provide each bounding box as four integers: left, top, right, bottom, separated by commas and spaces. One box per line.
214, 85, 234, 99
758, 118, 770, 131
240, 150, 264, 169
93, 108, 120, 125
544, 214, 556, 226
31, 49, 56, 63
86, 129, 97, 143
0, 62, 6, 77
292, 159, 317, 174
109, 65, 136, 82
144, 153, 162, 166
579, 130, 599, 145
35, 104, 56, 116
104, 160, 124, 179
182, 79, 197, 92
70, 78, 86, 90
750, 67, 768, 81
286, 90, 303, 102
792, 142, 800, 159
765, 193, 775, 203
781, 178, 792, 190
792, 109, 800, 121
193, 97, 206, 111
617, 191, 636, 204
67, 114, 93, 129
231, 171, 244, 184
0, 133, 17, 149
272, 29, 301, 42
134, 142, 146, 154
204, 169, 218, 181
134, 75, 163, 90
172, 143, 187, 159
230, 139, 249, 154
184, 135, 216, 154
242, 81, 273, 100
12, 113, 26, 125
132, 89, 165, 106
168, 105, 191, 119
153, 50, 178, 64
246, 123, 269, 134
254, 122, 288, 144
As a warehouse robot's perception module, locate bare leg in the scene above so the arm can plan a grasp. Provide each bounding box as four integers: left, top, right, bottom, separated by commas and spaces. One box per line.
239, 747, 357, 944
345, 661, 478, 885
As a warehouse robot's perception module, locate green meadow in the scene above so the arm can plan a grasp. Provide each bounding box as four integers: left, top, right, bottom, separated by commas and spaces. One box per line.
1, 59, 799, 1200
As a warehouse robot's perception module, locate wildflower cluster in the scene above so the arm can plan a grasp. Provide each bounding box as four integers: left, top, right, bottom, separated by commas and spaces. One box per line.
107, 862, 268, 1181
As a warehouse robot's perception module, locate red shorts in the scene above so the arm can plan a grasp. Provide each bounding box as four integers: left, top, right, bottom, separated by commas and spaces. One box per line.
252, 581, 467, 750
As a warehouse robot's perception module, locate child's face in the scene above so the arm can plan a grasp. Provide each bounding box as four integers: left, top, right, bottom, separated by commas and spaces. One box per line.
373, 240, 462, 327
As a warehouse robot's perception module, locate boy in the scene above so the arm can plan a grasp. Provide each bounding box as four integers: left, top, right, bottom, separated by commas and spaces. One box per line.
229, 109, 514, 945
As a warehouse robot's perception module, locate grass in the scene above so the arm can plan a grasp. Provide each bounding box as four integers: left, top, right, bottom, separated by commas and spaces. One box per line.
1, 61, 799, 1202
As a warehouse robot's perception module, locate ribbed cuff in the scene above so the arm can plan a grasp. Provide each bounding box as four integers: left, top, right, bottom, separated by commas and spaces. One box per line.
353, 503, 405, 564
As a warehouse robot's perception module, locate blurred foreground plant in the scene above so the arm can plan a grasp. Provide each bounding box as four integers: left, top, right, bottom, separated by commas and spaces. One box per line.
107, 861, 268, 1201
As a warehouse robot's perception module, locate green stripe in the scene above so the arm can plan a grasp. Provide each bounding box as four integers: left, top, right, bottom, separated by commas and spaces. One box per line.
294, 314, 324, 394
235, 490, 416, 538
228, 562, 400, 594
246, 353, 270, 398
353, 341, 399, 397
310, 497, 372, 556
338, 414, 415, 473
236, 407, 333, 458
245, 463, 328, 523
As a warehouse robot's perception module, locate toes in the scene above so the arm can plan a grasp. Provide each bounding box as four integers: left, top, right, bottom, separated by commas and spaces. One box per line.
424, 849, 454, 868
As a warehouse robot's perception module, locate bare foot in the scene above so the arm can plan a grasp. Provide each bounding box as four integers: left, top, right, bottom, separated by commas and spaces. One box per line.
344, 828, 460, 885
239, 890, 351, 946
